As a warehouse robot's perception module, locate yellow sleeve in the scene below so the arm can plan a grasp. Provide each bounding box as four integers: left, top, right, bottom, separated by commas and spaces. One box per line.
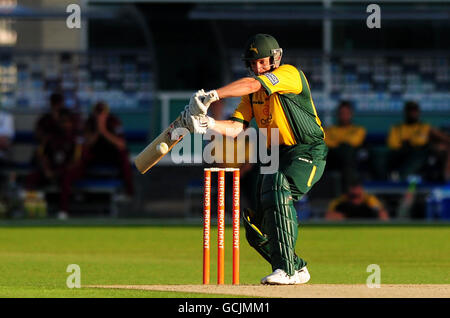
366, 195, 383, 211
231, 94, 253, 126
328, 196, 344, 211
255, 64, 302, 95
387, 125, 402, 150
346, 126, 366, 147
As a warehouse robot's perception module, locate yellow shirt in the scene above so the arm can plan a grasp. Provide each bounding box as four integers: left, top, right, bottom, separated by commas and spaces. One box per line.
387, 123, 431, 149
325, 125, 366, 148
231, 64, 324, 147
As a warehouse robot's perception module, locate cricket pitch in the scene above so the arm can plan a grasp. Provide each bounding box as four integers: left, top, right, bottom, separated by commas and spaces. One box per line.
87, 284, 450, 298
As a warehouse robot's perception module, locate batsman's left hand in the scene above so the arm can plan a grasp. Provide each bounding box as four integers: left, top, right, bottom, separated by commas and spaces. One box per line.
188, 89, 208, 116
188, 89, 220, 116
202, 90, 219, 106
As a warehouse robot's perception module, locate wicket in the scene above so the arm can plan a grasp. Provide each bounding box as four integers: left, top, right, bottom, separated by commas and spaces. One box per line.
203, 167, 240, 285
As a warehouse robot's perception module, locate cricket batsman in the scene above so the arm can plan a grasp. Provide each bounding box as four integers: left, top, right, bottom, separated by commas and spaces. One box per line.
181, 34, 328, 284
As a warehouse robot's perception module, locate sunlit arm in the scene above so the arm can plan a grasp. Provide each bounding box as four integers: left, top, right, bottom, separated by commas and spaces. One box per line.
216, 77, 262, 99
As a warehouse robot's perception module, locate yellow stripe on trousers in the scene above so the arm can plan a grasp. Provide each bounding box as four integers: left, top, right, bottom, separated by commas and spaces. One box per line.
307, 165, 317, 187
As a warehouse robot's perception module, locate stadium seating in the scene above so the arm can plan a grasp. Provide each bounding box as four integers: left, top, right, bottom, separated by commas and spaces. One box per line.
0, 51, 154, 111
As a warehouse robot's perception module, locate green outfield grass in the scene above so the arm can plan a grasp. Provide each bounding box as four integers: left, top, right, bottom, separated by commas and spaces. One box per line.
0, 223, 449, 297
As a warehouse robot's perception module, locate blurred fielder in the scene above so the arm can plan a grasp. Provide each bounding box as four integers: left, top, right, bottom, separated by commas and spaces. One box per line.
182, 34, 328, 285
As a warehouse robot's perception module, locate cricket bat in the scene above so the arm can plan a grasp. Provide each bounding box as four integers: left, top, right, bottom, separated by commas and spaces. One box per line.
134, 91, 216, 174
134, 115, 186, 174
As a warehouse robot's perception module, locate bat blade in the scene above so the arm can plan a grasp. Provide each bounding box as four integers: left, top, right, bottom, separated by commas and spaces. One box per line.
134, 115, 186, 174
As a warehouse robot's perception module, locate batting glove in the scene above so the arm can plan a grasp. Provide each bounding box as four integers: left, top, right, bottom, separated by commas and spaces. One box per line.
192, 115, 215, 134
197, 115, 216, 133
188, 89, 208, 116
180, 106, 215, 134
203, 90, 220, 106
188, 89, 220, 116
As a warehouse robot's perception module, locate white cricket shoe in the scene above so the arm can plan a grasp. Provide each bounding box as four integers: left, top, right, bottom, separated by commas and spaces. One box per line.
261, 267, 311, 285
261, 269, 298, 285
295, 266, 311, 284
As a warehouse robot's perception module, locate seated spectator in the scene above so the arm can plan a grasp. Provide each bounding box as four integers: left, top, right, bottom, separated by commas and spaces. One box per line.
26, 109, 81, 190
26, 93, 80, 192
0, 106, 15, 166
324, 101, 367, 191
34, 92, 79, 144
387, 101, 450, 182
325, 180, 389, 220
59, 101, 134, 219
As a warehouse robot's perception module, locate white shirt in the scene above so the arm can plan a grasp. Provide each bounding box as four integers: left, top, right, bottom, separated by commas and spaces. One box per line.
0, 111, 14, 138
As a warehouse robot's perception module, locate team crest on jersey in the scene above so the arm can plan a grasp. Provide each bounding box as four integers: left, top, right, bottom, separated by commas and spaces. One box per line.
264, 72, 279, 85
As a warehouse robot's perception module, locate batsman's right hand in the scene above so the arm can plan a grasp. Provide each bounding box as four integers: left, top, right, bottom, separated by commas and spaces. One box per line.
180, 106, 215, 134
